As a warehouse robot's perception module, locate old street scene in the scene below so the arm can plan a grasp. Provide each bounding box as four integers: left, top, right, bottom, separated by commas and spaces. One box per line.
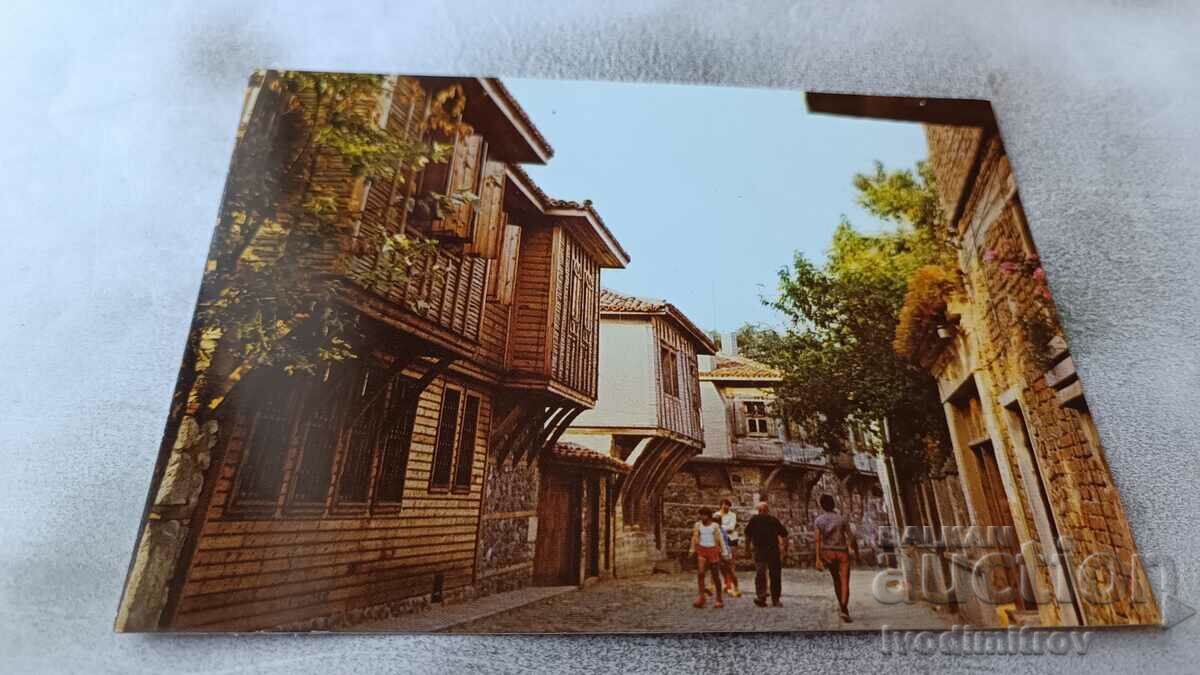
116, 74, 1159, 634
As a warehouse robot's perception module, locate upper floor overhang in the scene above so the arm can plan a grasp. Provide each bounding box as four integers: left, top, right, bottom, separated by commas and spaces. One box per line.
504, 164, 631, 269
419, 77, 554, 164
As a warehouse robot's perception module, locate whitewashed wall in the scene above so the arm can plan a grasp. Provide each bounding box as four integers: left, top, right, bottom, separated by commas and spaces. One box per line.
571, 318, 658, 429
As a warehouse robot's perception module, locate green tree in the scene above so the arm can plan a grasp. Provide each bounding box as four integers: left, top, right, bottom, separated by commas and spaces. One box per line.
761, 161, 954, 476
171, 71, 476, 431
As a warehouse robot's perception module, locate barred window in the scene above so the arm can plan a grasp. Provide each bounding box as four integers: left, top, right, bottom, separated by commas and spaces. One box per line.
336, 369, 386, 504
452, 394, 480, 491
234, 373, 294, 503
290, 377, 345, 505
375, 379, 414, 503
429, 387, 462, 489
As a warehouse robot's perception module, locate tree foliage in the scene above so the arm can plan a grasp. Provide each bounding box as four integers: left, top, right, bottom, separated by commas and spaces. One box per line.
756, 161, 955, 477
179, 71, 475, 419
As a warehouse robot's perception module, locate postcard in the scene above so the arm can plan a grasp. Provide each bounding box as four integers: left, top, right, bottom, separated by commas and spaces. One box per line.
115, 71, 1160, 633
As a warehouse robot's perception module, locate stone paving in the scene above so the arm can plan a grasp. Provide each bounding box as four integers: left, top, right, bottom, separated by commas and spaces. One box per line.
437, 569, 954, 634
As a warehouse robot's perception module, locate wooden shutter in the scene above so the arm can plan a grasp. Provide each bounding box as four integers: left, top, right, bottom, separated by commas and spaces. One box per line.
468, 160, 507, 258
496, 223, 522, 305
732, 397, 747, 437
429, 134, 484, 241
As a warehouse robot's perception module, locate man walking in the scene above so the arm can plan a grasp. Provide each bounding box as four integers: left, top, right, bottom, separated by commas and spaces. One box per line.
744, 501, 788, 607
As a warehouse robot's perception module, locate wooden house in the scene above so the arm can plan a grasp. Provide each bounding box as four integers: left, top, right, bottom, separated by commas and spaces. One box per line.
662, 334, 887, 568
559, 289, 716, 576
116, 72, 629, 632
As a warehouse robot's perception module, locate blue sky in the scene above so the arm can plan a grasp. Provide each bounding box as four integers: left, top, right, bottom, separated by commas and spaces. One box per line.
506, 78, 929, 333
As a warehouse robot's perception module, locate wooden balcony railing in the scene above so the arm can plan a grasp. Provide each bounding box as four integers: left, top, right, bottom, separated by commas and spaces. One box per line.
342, 244, 487, 347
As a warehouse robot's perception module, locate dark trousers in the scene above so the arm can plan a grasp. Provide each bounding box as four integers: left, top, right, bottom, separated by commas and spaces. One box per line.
754, 550, 782, 602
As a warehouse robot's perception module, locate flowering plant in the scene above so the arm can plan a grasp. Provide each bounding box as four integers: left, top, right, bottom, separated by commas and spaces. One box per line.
983, 245, 1060, 368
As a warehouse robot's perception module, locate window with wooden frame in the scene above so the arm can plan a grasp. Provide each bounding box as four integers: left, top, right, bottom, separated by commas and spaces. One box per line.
415, 132, 487, 242
659, 345, 680, 398
429, 386, 463, 490
288, 375, 347, 507
451, 394, 481, 492
335, 367, 387, 505
744, 400, 770, 436
232, 371, 296, 506
374, 378, 414, 504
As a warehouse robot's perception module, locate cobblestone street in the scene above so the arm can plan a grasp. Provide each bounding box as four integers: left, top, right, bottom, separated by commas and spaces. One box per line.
433, 569, 952, 634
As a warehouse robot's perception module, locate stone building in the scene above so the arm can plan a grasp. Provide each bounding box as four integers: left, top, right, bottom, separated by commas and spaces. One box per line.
559, 289, 716, 577
808, 93, 1160, 628
661, 335, 887, 569
116, 72, 629, 632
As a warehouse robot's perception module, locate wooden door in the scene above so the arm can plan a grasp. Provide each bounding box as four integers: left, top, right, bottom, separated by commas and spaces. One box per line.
534, 471, 580, 586
973, 441, 1031, 610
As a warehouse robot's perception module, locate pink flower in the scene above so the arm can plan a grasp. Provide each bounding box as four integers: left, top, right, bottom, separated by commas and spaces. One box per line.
1040, 286, 1052, 300
983, 248, 997, 263
1032, 267, 1046, 281
1000, 261, 1018, 274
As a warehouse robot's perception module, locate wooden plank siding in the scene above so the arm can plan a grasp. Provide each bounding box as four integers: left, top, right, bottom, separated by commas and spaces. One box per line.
652, 316, 704, 445
154, 73, 626, 632
505, 225, 600, 405
174, 366, 494, 630
550, 228, 601, 401
507, 225, 555, 377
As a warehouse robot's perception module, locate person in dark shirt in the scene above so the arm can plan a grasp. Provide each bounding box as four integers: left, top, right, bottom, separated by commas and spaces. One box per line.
744, 501, 788, 607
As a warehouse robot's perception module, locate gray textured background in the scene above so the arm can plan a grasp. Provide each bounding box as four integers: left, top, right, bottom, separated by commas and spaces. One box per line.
2, 1, 1197, 672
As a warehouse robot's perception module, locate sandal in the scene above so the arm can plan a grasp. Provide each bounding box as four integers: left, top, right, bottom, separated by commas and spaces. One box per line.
693, 596, 706, 608
714, 600, 724, 609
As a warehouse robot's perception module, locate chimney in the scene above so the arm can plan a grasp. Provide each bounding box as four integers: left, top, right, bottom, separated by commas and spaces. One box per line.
720, 331, 739, 357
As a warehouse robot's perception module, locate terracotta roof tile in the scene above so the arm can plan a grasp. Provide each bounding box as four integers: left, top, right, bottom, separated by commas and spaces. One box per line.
504, 164, 630, 266
702, 354, 782, 381
598, 288, 717, 354
599, 288, 668, 313
548, 442, 631, 474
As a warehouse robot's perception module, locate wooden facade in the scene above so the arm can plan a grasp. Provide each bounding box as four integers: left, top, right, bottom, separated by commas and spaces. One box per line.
117, 72, 630, 632
560, 289, 717, 577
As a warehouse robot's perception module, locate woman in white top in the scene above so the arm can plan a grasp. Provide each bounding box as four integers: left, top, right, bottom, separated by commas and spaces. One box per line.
690, 507, 730, 608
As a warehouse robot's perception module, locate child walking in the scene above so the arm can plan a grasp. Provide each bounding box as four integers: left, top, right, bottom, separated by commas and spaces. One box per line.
690, 507, 730, 608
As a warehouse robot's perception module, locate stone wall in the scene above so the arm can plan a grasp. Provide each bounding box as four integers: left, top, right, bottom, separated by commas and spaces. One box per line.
474, 446, 540, 597
611, 494, 662, 577
924, 131, 1159, 626
661, 462, 887, 570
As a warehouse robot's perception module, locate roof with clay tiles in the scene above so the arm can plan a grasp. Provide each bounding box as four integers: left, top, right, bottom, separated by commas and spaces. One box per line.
701, 354, 783, 382
548, 442, 631, 474
504, 163, 630, 267
599, 289, 717, 355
